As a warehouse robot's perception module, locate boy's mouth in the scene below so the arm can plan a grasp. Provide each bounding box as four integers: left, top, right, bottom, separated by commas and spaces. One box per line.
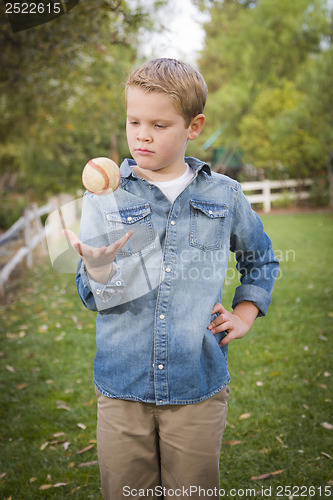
135, 149, 154, 155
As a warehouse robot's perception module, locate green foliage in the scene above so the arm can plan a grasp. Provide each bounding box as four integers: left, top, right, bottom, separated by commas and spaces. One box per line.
0, 0, 164, 197
0, 193, 28, 230
197, 0, 332, 178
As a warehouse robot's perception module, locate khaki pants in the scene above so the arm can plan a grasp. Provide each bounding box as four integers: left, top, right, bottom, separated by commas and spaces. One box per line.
95, 386, 230, 500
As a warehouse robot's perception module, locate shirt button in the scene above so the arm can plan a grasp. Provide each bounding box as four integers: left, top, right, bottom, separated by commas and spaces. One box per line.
96, 289, 101, 295
165, 267, 171, 273
208, 210, 213, 215
116, 280, 122, 286
127, 216, 133, 222
170, 220, 175, 225
159, 314, 165, 320
158, 364, 164, 370
148, 185, 153, 189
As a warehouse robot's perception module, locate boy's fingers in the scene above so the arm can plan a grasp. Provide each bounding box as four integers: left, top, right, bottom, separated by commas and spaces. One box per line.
219, 334, 233, 347
104, 231, 134, 258
209, 319, 231, 334
62, 228, 79, 245
63, 229, 84, 255
211, 303, 227, 316
111, 231, 134, 252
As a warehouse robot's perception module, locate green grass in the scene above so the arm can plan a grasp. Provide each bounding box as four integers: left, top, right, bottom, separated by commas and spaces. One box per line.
1, 213, 332, 499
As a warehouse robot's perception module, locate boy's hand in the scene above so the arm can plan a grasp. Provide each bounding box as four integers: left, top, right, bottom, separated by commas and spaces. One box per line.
208, 302, 259, 347
63, 229, 133, 284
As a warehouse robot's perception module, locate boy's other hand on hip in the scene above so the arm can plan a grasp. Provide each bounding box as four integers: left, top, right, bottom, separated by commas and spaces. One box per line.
208, 302, 259, 347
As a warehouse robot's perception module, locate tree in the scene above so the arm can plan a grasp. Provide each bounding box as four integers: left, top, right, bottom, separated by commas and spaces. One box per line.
0, 0, 163, 195
196, 0, 332, 178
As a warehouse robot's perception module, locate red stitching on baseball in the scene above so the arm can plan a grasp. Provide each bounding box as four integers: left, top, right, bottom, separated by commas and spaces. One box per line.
88, 159, 109, 193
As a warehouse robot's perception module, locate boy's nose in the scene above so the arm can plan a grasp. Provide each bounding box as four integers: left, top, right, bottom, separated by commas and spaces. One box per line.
137, 128, 152, 143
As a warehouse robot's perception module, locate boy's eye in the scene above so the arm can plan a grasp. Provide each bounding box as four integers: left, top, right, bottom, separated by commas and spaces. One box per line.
155, 124, 166, 129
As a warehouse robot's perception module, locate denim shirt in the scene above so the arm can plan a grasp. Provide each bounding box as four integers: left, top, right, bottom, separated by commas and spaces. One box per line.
76, 157, 279, 405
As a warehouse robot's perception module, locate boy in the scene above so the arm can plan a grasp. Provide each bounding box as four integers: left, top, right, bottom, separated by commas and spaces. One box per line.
67, 58, 279, 499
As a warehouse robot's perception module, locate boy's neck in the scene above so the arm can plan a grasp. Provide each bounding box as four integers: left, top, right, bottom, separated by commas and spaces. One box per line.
133, 161, 188, 183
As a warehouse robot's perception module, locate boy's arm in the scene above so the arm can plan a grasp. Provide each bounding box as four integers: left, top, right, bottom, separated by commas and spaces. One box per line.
74, 192, 133, 312
208, 301, 259, 347
229, 183, 280, 317
208, 182, 279, 346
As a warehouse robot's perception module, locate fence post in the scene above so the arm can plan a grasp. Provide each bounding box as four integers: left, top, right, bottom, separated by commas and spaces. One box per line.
32, 202, 48, 257
24, 208, 33, 268
263, 180, 271, 213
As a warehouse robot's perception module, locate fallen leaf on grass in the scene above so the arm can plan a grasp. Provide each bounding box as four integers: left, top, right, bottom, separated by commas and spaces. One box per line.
40, 439, 68, 450
77, 423, 86, 430
16, 383, 29, 390
78, 460, 99, 468
53, 432, 65, 438
276, 436, 288, 448
39, 484, 53, 490
321, 422, 333, 430
29, 477, 37, 483
269, 371, 281, 377
56, 401, 70, 411
226, 420, 235, 429
251, 469, 285, 480
5, 365, 15, 372
239, 413, 251, 420
76, 444, 94, 454
224, 440, 244, 445
39, 483, 68, 490
0, 472, 7, 480
318, 383, 328, 389
321, 452, 332, 459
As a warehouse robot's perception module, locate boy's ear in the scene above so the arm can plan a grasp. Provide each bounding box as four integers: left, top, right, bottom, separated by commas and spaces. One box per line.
188, 114, 205, 140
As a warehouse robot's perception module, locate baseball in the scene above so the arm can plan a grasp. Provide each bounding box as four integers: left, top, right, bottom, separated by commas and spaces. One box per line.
82, 157, 121, 195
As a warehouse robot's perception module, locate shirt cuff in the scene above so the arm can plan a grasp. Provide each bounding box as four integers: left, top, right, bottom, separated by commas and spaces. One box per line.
232, 284, 272, 317
80, 261, 125, 304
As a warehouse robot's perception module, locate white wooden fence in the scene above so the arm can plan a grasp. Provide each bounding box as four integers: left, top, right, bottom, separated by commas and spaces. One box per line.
241, 178, 313, 213
0, 195, 75, 298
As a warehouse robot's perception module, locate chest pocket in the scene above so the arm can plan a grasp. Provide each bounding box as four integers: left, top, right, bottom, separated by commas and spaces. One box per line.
105, 203, 155, 257
189, 200, 228, 251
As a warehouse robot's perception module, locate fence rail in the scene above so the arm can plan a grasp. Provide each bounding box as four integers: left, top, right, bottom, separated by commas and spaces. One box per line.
241, 178, 313, 212
0, 202, 53, 297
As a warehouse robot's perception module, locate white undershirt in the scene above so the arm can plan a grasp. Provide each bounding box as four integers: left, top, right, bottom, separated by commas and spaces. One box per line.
148, 164, 194, 203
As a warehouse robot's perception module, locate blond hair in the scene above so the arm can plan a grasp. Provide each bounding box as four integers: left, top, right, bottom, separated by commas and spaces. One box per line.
125, 58, 207, 127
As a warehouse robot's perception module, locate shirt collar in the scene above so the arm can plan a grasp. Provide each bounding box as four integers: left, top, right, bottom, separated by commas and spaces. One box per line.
120, 157, 212, 179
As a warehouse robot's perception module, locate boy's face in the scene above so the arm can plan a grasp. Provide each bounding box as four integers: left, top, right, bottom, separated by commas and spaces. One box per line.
126, 86, 204, 180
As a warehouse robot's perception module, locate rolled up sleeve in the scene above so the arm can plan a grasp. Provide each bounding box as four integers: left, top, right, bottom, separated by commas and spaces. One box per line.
230, 184, 280, 316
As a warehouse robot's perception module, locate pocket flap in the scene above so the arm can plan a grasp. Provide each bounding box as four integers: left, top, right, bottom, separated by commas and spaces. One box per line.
190, 200, 228, 218
106, 204, 151, 224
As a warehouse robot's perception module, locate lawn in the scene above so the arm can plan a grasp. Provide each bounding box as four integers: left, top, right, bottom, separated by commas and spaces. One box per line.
0, 212, 332, 499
